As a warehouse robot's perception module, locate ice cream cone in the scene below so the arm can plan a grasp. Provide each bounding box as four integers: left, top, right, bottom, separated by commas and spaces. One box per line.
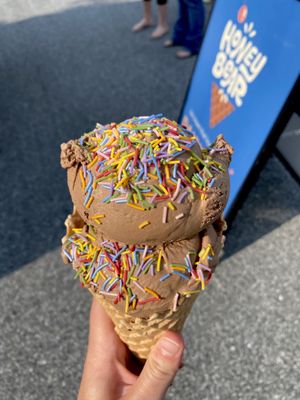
92, 288, 198, 360
60, 115, 233, 362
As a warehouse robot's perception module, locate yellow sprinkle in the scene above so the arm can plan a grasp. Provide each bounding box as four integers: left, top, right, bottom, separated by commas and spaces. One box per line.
86, 195, 94, 209
159, 184, 168, 195
144, 287, 160, 299
92, 181, 97, 190
201, 193, 206, 201
72, 228, 83, 233
156, 250, 162, 272
167, 201, 176, 211
86, 233, 96, 242
182, 290, 202, 295
132, 297, 137, 310
122, 255, 128, 270
143, 192, 155, 197
127, 203, 144, 211
171, 266, 186, 272
125, 295, 129, 313
133, 193, 138, 204
201, 280, 205, 291
138, 220, 150, 229
168, 160, 180, 164
91, 214, 105, 219
87, 156, 98, 169
111, 147, 115, 158
118, 152, 135, 163
165, 164, 170, 180
130, 276, 138, 282
168, 137, 180, 148
112, 128, 119, 138
115, 176, 128, 189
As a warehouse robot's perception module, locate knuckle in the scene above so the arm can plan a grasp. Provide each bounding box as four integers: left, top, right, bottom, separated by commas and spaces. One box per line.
148, 357, 173, 381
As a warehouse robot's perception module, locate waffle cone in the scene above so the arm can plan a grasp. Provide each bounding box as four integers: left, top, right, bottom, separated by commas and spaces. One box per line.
92, 289, 199, 360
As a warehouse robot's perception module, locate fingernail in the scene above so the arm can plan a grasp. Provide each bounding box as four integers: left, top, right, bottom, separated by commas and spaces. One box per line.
159, 337, 181, 357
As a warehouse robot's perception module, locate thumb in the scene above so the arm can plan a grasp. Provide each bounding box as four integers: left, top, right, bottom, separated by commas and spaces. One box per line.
128, 332, 184, 400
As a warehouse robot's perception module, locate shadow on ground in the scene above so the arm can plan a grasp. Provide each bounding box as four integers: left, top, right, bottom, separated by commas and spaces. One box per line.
0, 2, 194, 277
0, 2, 299, 278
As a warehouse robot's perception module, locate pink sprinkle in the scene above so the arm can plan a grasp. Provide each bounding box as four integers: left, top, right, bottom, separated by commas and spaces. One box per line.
98, 152, 110, 160
133, 281, 145, 293
150, 194, 157, 204
162, 207, 168, 223
99, 291, 117, 297
172, 178, 182, 201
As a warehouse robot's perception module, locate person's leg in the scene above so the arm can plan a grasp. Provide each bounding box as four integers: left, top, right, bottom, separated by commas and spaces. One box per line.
132, 0, 153, 32
151, 0, 169, 39
180, 0, 205, 54
164, 0, 188, 46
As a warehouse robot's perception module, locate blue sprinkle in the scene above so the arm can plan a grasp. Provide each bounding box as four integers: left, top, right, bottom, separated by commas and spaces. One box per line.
112, 246, 127, 261
106, 278, 119, 292
63, 249, 73, 262
172, 164, 178, 178
84, 170, 93, 194
84, 186, 93, 206
101, 277, 111, 291
102, 194, 112, 203
92, 262, 109, 278
172, 270, 189, 280
160, 273, 171, 282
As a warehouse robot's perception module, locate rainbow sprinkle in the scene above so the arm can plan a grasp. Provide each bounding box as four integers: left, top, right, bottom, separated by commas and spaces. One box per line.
63, 228, 215, 313
75, 115, 225, 227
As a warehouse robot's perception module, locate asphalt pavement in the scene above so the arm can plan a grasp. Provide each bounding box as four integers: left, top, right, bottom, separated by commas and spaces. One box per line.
1, 1, 300, 399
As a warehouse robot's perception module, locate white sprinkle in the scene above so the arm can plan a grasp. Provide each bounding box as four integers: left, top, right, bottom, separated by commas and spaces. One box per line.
173, 293, 179, 312
175, 213, 184, 220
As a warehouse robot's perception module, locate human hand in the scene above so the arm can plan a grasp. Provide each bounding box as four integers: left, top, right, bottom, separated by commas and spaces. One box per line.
78, 298, 184, 400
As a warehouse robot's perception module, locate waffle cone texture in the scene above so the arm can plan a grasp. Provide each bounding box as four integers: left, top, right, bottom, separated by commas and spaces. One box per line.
93, 289, 198, 360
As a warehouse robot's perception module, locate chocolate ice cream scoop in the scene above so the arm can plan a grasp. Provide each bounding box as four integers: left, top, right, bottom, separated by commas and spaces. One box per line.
61, 115, 233, 245
62, 209, 226, 318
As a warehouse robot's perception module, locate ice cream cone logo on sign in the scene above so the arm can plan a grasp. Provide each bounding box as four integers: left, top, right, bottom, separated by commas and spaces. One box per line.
210, 83, 235, 128
210, 4, 267, 128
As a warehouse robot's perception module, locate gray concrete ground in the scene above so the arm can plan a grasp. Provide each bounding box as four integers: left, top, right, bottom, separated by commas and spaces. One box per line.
1, 1, 300, 400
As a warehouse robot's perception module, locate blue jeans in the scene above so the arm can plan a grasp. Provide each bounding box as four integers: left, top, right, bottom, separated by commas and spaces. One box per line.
172, 0, 205, 54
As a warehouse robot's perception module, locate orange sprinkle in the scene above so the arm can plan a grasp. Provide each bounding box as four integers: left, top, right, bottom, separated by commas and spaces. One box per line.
86, 196, 94, 209
87, 156, 98, 169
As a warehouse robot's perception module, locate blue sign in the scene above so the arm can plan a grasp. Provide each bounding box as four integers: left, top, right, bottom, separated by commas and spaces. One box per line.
180, 0, 300, 215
